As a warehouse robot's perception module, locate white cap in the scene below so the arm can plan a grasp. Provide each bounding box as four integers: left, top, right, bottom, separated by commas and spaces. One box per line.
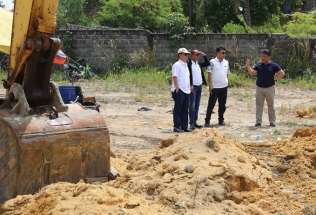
177, 48, 190, 54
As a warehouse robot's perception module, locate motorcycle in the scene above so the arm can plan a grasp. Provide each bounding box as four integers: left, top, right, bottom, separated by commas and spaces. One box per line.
63, 58, 95, 83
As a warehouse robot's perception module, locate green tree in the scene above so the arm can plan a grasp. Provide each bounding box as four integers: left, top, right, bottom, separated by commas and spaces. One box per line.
83, 0, 101, 17
181, 0, 242, 32
283, 10, 316, 37
231, 0, 301, 27
182, 0, 302, 32
0, 1, 5, 8
243, 0, 251, 27
287, 0, 303, 6
57, 0, 90, 29
166, 12, 195, 45
245, 0, 284, 26
181, 0, 205, 29
201, 0, 242, 32
97, 0, 182, 31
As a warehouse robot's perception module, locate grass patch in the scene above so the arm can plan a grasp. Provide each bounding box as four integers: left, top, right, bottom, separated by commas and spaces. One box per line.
279, 102, 316, 116
2, 66, 316, 104
279, 120, 316, 128
0, 70, 6, 81
291, 78, 316, 90
228, 73, 255, 88
104, 67, 169, 91
272, 129, 281, 135
51, 70, 68, 82
273, 78, 316, 90
98, 67, 316, 103
101, 67, 171, 103
280, 103, 293, 115
1, 69, 67, 83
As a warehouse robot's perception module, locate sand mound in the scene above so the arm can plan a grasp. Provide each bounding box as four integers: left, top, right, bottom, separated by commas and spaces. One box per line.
296, 109, 309, 118
0, 129, 310, 214
296, 109, 316, 118
272, 127, 316, 210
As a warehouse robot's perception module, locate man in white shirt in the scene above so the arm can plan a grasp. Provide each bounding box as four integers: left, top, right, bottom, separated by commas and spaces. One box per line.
171, 48, 191, 132
205, 47, 230, 127
187, 49, 210, 130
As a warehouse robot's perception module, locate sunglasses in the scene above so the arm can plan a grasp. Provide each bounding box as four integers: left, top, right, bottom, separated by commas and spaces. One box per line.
194, 53, 200, 56
221, 52, 226, 54
181, 53, 189, 56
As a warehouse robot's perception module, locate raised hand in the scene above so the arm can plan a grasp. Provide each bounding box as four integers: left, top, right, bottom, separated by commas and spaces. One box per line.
246, 58, 251, 66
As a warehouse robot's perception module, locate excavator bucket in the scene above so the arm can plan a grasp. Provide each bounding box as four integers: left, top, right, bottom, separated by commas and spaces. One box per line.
0, 0, 112, 203
0, 101, 111, 203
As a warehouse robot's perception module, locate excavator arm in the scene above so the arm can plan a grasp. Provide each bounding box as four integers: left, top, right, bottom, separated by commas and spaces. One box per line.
3, 0, 61, 108
0, 0, 112, 203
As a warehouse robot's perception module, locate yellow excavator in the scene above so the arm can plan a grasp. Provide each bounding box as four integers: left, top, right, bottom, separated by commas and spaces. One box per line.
0, 0, 111, 203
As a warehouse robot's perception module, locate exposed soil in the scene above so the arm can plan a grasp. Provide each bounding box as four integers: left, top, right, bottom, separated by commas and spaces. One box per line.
1, 81, 316, 215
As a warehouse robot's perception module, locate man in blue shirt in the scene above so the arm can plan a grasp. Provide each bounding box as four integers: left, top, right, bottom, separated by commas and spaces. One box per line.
246, 49, 285, 127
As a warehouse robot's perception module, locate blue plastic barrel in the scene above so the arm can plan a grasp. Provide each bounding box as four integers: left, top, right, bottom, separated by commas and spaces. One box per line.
58, 85, 78, 104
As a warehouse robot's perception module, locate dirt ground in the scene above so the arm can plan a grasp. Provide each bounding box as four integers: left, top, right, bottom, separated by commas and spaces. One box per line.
1, 82, 316, 214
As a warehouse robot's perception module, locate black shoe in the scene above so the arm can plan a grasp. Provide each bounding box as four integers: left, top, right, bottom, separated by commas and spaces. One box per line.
194, 123, 203, 128
189, 124, 196, 130
218, 121, 226, 126
182, 128, 192, 132
204, 122, 210, 127
270, 122, 276, 127
173, 127, 183, 133
255, 123, 261, 127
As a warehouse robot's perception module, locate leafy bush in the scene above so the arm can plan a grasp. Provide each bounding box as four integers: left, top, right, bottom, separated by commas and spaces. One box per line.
251, 15, 283, 33
94, 39, 130, 75
165, 12, 195, 45
57, 0, 90, 30
0, 70, 6, 81
104, 67, 171, 94
97, 0, 182, 31
223, 15, 283, 33
129, 43, 156, 68
283, 10, 316, 38
284, 40, 314, 78
51, 70, 67, 82
61, 33, 76, 59
228, 72, 254, 88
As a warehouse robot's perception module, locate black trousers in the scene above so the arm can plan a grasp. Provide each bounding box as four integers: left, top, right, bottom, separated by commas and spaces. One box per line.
205, 87, 228, 123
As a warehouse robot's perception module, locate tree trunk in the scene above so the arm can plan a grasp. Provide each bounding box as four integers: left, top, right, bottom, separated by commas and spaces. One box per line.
244, 0, 251, 27
189, 0, 192, 26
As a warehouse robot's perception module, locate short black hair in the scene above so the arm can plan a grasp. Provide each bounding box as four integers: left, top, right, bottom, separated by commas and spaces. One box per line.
261, 49, 271, 56
216, 46, 226, 53
191, 49, 199, 55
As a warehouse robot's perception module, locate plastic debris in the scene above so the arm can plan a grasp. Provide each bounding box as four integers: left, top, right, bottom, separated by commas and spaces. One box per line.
138, 106, 152, 111
250, 134, 261, 139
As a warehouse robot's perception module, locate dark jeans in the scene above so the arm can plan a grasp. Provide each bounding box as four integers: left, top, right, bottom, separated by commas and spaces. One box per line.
189, 85, 202, 125
205, 87, 228, 123
172, 89, 190, 130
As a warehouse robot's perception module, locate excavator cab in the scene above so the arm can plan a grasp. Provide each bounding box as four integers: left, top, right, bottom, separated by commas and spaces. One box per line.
0, 0, 111, 203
